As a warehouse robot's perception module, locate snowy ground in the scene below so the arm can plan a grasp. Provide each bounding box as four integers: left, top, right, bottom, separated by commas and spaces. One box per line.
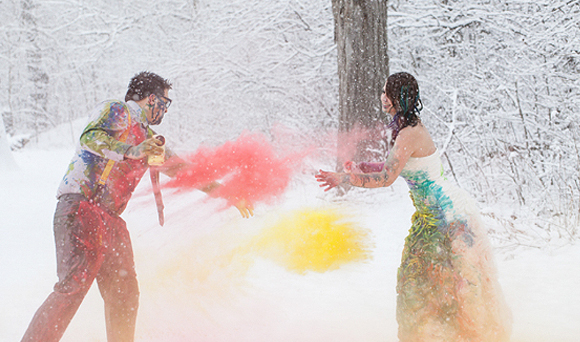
2, 127, 580, 342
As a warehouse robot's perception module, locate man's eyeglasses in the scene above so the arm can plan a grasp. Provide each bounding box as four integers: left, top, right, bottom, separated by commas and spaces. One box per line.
156, 94, 172, 109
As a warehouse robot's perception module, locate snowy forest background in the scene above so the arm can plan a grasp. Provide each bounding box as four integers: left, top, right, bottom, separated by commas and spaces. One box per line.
1, 0, 579, 249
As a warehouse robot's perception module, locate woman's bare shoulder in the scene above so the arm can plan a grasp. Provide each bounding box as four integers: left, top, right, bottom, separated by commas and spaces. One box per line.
398, 123, 437, 158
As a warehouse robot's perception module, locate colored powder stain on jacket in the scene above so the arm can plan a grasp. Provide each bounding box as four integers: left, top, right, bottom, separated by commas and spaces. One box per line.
58, 100, 150, 214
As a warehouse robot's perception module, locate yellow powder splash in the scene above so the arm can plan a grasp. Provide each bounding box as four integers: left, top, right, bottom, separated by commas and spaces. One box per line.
252, 207, 373, 274
138, 206, 373, 305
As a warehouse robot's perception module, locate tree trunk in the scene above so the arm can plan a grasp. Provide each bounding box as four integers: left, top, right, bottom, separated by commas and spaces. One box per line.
332, 0, 389, 167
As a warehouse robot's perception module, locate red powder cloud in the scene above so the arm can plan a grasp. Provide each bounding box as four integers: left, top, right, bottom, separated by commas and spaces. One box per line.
335, 123, 391, 164
165, 131, 311, 205
163, 123, 390, 206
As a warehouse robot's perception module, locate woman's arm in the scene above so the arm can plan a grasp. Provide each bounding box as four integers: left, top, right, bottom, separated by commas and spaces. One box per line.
344, 161, 385, 173
316, 128, 415, 190
348, 139, 412, 188
358, 162, 386, 173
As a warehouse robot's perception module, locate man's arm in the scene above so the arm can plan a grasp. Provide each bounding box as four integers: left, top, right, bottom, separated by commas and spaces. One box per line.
157, 154, 254, 218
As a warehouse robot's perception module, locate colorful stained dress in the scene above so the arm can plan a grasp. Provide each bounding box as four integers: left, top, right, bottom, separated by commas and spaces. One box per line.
397, 150, 511, 342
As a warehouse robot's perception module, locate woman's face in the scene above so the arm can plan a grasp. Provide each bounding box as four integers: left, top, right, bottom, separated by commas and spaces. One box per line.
381, 82, 396, 116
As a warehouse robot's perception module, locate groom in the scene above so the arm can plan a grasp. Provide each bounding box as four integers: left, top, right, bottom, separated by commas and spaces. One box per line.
21, 71, 253, 342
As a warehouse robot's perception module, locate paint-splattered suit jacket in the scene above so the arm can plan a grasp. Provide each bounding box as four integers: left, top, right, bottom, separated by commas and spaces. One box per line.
56, 100, 173, 215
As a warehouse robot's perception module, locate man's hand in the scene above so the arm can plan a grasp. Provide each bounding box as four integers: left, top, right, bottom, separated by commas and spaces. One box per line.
234, 198, 254, 218
201, 183, 254, 218
125, 137, 165, 160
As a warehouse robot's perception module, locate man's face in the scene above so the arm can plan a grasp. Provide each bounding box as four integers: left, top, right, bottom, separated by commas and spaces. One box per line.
146, 89, 171, 125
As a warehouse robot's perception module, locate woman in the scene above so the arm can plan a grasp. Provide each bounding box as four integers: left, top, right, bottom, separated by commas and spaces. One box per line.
316, 72, 511, 341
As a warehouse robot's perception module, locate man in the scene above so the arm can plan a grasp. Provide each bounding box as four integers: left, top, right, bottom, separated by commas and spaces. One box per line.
21, 71, 253, 342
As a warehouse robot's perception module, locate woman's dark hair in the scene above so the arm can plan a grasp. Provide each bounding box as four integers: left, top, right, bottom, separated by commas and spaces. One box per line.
385, 72, 423, 140
125, 71, 172, 102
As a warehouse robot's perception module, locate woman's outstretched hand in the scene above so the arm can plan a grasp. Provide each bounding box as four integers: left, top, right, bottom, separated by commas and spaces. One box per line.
315, 170, 348, 192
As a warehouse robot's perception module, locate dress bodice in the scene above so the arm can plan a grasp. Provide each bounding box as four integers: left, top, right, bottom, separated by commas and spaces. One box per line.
398, 149, 477, 232
400, 150, 445, 191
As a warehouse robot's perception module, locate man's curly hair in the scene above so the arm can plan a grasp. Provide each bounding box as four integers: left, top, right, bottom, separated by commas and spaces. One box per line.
125, 71, 172, 102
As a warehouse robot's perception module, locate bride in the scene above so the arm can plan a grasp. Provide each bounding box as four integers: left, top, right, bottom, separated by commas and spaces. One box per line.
316, 72, 512, 341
